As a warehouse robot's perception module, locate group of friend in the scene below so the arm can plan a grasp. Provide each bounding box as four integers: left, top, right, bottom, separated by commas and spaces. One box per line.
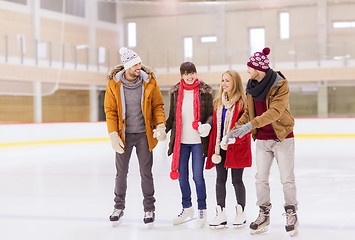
103, 46, 299, 236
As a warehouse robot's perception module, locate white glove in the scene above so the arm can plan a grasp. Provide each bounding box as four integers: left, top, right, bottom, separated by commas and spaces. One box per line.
198, 122, 211, 137
109, 131, 125, 154
220, 134, 236, 150
153, 123, 166, 141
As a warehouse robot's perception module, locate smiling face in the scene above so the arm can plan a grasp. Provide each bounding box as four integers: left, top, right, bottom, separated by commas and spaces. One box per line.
125, 62, 142, 81
181, 72, 197, 85
221, 73, 234, 94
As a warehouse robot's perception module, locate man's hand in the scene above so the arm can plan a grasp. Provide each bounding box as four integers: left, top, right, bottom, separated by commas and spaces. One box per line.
234, 122, 253, 138
153, 123, 166, 141
109, 131, 125, 153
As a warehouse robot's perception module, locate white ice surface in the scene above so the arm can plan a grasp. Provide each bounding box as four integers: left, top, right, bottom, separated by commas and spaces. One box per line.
0, 122, 355, 239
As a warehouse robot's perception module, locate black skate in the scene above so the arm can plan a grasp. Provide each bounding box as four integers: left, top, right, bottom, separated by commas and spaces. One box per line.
144, 211, 155, 226
109, 209, 124, 227
249, 206, 270, 235
283, 205, 298, 237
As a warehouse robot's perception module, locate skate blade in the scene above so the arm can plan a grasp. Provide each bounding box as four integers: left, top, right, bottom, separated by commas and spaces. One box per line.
145, 222, 154, 229
111, 219, 122, 227
209, 223, 228, 230
233, 223, 246, 229
250, 226, 268, 235
173, 217, 196, 226
198, 222, 206, 228
233, 220, 246, 229
288, 229, 298, 237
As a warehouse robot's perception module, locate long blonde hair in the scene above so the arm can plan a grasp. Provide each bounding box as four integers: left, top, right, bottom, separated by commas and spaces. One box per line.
214, 70, 246, 111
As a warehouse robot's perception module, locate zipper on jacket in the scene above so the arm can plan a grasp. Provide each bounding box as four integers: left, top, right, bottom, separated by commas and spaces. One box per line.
268, 91, 281, 141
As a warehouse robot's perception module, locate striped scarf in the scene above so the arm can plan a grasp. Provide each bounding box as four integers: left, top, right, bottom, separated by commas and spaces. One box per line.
212, 93, 239, 164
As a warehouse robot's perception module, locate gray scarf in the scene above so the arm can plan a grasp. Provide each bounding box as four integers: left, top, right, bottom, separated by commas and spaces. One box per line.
121, 72, 143, 89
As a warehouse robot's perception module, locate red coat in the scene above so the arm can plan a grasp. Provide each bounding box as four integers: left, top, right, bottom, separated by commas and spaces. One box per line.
206, 103, 252, 170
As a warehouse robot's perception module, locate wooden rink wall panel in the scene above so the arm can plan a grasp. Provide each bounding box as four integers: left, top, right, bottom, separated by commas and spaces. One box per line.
96, 28, 121, 67
0, 9, 32, 36
0, 95, 33, 123
42, 89, 90, 122
1, 62, 355, 88
96, 28, 120, 50
40, 18, 90, 63
157, 66, 355, 86
0, 9, 33, 59
0, 89, 91, 123
40, 18, 89, 44
0, 63, 107, 86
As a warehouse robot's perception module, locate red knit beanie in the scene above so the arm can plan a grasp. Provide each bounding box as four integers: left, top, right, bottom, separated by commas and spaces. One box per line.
247, 47, 270, 72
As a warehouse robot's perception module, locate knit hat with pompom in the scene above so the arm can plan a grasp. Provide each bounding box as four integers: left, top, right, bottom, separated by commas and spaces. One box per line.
247, 47, 271, 72
119, 47, 142, 70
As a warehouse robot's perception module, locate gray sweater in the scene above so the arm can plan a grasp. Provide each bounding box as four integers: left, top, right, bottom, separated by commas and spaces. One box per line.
120, 71, 146, 133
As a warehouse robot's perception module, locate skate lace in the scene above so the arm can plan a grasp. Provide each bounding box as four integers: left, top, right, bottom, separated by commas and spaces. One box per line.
145, 211, 154, 218
178, 209, 185, 217
112, 209, 123, 217
283, 211, 297, 225
254, 212, 268, 225
199, 210, 205, 219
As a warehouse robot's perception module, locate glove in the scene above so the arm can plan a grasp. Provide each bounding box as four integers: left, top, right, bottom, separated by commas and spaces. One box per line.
225, 122, 253, 141
153, 123, 166, 141
109, 131, 125, 154
198, 122, 211, 137
234, 122, 253, 138
220, 134, 236, 150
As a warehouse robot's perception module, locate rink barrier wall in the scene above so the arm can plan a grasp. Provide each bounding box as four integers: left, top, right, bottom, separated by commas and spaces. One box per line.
0, 118, 354, 147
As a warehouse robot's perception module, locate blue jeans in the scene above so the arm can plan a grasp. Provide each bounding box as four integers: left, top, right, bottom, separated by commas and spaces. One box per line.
178, 143, 207, 210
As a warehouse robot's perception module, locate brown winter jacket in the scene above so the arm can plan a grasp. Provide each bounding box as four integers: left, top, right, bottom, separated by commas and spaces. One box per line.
236, 71, 294, 142
104, 64, 166, 152
166, 81, 214, 157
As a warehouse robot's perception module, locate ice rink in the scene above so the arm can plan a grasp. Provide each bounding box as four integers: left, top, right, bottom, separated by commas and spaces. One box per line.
0, 119, 355, 240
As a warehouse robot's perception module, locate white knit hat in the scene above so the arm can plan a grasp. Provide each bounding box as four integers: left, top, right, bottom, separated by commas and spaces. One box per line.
119, 47, 142, 70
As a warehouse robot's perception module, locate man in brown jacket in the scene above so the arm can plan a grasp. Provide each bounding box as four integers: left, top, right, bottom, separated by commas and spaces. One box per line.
226, 47, 298, 236
104, 47, 166, 226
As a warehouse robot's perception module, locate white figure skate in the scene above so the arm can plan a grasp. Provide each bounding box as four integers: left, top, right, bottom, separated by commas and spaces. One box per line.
209, 205, 227, 229
173, 207, 194, 225
233, 204, 246, 228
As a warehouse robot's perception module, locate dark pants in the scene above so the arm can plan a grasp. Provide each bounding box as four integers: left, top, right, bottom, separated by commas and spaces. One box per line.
114, 132, 155, 212
215, 149, 246, 209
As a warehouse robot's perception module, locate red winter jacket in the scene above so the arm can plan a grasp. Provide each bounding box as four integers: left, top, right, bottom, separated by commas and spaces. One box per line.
206, 102, 252, 170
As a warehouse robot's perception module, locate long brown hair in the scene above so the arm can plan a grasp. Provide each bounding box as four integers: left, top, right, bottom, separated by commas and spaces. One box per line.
214, 70, 246, 111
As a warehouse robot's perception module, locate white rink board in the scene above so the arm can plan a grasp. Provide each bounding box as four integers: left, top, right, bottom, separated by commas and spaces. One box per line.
0, 118, 354, 144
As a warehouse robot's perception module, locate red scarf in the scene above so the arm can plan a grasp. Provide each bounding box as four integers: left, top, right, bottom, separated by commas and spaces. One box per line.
170, 78, 200, 180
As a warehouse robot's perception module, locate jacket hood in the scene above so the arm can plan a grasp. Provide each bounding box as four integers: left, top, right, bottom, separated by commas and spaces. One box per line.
272, 71, 285, 88
169, 80, 213, 95
106, 64, 157, 81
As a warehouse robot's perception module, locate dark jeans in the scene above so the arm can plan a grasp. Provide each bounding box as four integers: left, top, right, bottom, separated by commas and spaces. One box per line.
215, 149, 246, 209
178, 143, 207, 210
114, 132, 155, 212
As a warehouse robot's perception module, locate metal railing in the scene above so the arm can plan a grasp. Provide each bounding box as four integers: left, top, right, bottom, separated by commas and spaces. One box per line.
0, 33, 354, 73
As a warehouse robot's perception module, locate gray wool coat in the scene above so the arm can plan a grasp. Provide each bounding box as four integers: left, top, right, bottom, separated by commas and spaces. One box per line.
166, 80, 214, 157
